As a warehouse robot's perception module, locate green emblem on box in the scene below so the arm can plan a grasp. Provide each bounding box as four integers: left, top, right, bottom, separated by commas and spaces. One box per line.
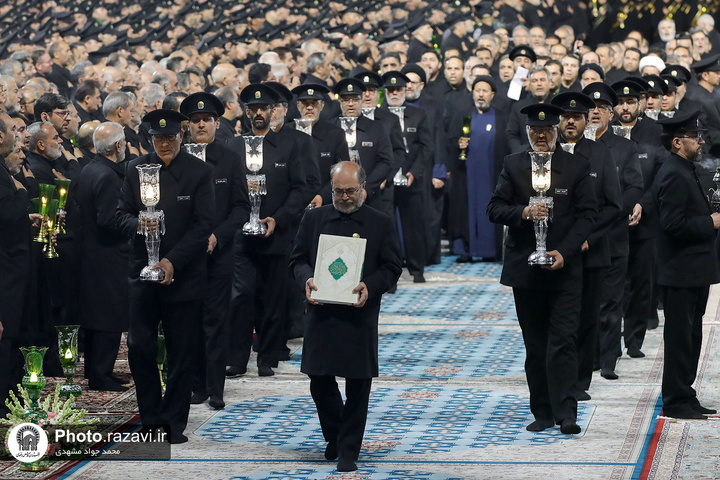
328, 257, 348, 280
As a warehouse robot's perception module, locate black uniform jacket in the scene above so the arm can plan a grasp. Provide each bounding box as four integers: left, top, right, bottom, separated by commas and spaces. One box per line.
203, 139, 251, 276
487, 147, 598, 291
290, 204, 402, 378
381, 104, 433, 191
76, 155, 129, 332
288, 119, 349, 205
572, 137, 623, 268
332, 115, 393, 201
0, 160, 31, 337
116, 150, 215, 302
372, 107, 406, 184
597, 130, 644, 257
655, 153, 720, 288
228, 129, 309, 256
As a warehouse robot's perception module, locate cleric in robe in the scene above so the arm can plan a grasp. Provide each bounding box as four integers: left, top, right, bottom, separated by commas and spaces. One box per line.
447, 76, 507, 262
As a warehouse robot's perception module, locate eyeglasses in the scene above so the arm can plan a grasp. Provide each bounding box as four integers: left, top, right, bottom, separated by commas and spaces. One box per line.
152, 134, 179, 144
678, 133, 703, 141
332, 187, 360, 197
52, 110, 71, 118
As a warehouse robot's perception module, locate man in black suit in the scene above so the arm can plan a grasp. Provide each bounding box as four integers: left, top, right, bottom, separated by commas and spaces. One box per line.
179, 93, 250, 410
487, 103, 598, 435
76, 122, 130, 392
0, 113, 34, 417
117, 109, 215, 443
583, 83, 646, 372
551, 91, 623, 392
290, 161, 402, 472
506, 66, 552, 154
655, 110, 720, 419
226, 84, 308, 377
331, 78, 393, 216
613, 80, 665, 338
381, 71, 432, 283
290, 84, 350, 207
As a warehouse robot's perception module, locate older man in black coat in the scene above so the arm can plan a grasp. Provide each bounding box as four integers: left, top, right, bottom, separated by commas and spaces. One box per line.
76, 122, 130, 392
117, 109, 215, 443
0, 113, 34, 418
487, 104, 598, 435
655, 110, 720, 419
290, 161, 402, 473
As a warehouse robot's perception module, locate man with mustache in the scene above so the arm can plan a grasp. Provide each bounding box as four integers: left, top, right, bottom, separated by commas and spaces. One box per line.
117, 109, 215, 443
654, 110, 720, 419
582, 82, 645, 386
180, 92, 250, 409
226, 83, 309, 378
488, 103, 598, 435
551, 91, 623, 392
290, 161, 402, 472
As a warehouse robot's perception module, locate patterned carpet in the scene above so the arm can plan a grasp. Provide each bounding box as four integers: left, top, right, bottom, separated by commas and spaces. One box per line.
2, 256, 719, 479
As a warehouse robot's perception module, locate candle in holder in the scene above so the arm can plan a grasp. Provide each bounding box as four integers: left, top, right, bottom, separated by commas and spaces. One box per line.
459, 116, 472, 161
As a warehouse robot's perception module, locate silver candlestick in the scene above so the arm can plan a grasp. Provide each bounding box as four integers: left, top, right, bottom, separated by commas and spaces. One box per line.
709, 166, 720, 213
294, 118, 313, 136
340, 116, 360, 164
527, 151, 554, 265
612, 125, 633, 140
184, 143, 207, 161
242, 136, 267, 236
136, 164, 166, 281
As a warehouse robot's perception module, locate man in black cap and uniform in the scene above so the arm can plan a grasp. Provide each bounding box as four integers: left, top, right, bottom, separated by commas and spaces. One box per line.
550, 91, 623, 391
331, 78, 393, 217
612, 80, 665, 342
487, 103, 598, 435
686, 55, 720, 159
654, 110, 720, 419
179, 92, 250, 410
291, 84, 350, 207
226, 83, 309, 377
381, 71, 433, 283
507, 65, 552, 154
117, 109, 215, 444
582, 82, 646, 372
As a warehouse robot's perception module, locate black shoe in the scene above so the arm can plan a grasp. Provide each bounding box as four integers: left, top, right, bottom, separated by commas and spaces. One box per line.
560, 419, 581, 434
647, 320, 659, 330
337, 458, 357, 472
88, 380, 129, 392
627, 348, 645, 358
456, 255, 473, 263
324, 442, 338, 461
691, 404, 717, 415
225, 366, 247, 378
576, 390, 591, 401
111, 374, 131, 385
190, 392, 207, 404
387, 284, 397, 294
169, 433, 189, 444
258, 365, 275, 377
412, 274, 426, 283
208, 395, 225, 410
664, 408, 707, 419
601, 369, 618, 380
526, 418, 554, 432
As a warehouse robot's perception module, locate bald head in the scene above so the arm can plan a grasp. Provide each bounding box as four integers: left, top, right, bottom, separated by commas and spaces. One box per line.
93, 121, 126, 162
330, 161, 367, 214
77, 120, 101, 151
211, 63, 240, 90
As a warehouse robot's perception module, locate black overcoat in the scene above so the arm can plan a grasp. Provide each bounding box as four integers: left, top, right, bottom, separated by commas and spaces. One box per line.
290, 204, 402, 378
76, 155, 129, 332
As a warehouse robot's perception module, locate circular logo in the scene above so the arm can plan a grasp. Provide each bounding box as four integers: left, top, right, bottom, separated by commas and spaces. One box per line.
7, 423, 48, 463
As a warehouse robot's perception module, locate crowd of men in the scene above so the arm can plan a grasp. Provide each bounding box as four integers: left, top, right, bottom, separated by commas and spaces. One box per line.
1, 0, 720, 464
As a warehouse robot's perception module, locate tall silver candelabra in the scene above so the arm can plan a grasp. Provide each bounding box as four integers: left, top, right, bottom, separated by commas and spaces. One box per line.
242, 136, 267, 236
527, 151, 554, 265
136, 164, 166, 281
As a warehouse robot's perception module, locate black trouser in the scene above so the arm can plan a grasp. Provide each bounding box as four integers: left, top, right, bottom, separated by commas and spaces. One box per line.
0, 336, 23, 417
128, 289, 201, 438
624, 238, 655, 343
84, 329, 122, 387
424, 181, 444, 265
394, 187, 426, 276
229, 253, 288, 369
193, 274, 231, 398
513, 288, 580, 423
576, 266, 605, 392
597, 255, 628, 371
661, 286, 708, 413
309, 375, 372, 461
